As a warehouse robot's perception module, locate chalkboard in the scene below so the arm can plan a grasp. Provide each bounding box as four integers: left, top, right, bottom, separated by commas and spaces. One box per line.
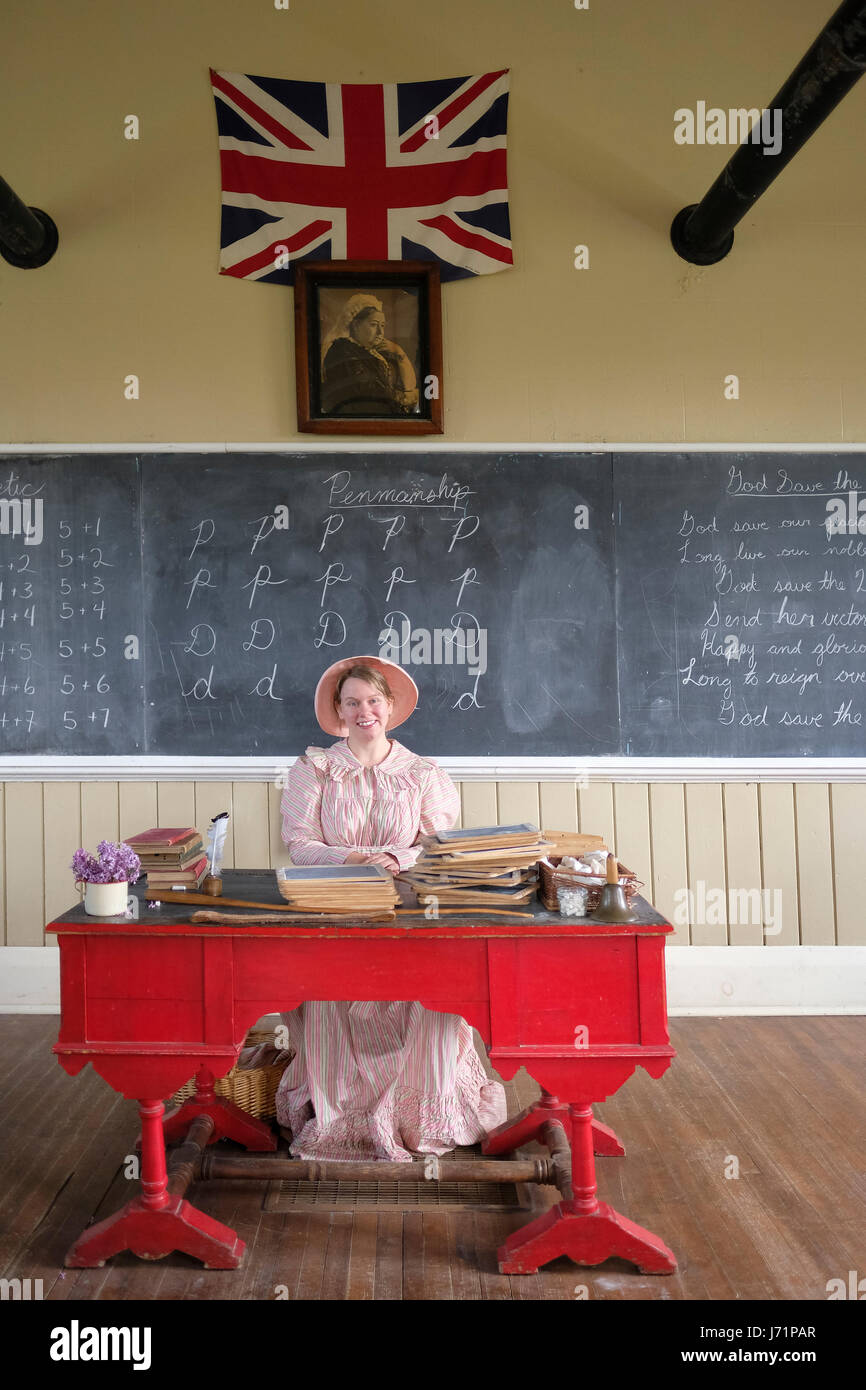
2, 450, 865, 758
0, 452, 615, 756
0, 456, 145, 752
615, 452, 866, 756
142, 453, 616, 757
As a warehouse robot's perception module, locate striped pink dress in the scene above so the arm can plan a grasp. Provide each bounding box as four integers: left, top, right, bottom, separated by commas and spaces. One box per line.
274, 739, 507, 1161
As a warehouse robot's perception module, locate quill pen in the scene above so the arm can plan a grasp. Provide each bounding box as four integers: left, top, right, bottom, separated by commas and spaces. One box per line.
206, 812, 229, 878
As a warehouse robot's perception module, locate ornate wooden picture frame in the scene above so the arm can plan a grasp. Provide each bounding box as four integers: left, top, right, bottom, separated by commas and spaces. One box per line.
294, 260, 443, 434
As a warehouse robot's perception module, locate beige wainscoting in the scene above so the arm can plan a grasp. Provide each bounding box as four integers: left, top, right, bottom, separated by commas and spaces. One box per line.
2, 781, 864, 949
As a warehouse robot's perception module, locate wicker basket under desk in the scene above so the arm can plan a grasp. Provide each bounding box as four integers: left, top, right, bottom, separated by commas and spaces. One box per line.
168, 1029, 294, 1119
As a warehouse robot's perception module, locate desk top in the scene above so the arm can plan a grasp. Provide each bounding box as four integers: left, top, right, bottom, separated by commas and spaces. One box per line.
47, 870, 673, 938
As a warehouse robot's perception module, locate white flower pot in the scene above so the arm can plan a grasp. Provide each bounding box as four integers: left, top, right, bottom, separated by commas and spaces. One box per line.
83, 880, 129, 916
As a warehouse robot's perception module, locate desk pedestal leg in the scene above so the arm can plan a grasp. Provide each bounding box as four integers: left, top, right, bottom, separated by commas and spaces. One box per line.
161, 1064, 277, 1150
496, 1103, 676, 1276
65, 1099, 245, 1269
482, 1090, 626, 1158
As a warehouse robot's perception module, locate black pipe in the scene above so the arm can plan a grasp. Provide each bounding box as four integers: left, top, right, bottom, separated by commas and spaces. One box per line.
671, 0, 866, 264
0, 174, 58, 268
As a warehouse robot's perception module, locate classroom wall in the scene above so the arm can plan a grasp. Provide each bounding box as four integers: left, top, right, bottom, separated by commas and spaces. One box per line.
2, 0, 866, 443
3, 779, 863, 950
2, 2, 865, 973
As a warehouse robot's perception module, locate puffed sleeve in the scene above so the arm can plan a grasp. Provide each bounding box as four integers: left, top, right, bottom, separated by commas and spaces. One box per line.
279, 755, 351, 865
390, 759, 460, 870
418, 760, 460, 836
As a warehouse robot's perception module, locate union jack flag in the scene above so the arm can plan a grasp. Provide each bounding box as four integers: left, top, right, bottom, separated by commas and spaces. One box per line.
210, 67, 512, 284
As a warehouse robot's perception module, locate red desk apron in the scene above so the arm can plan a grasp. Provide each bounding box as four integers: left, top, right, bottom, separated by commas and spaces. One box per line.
47, 875, 677, 1275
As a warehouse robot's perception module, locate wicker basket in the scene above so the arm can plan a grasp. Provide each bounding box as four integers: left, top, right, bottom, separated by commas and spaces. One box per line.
168, 1028, 294, 1119
539, 857, 643, 913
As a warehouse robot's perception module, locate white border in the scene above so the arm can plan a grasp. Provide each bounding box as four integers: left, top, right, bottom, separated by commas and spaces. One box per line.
4, 945, 863, 1015
0, 755, 864, 782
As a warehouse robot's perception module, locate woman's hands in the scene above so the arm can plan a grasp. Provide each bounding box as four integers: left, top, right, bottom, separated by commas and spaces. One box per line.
345, 850, 400, 873
366, 853, 400, 872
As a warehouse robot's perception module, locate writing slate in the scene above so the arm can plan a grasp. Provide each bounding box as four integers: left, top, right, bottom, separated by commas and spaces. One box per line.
614, 452, 866, 755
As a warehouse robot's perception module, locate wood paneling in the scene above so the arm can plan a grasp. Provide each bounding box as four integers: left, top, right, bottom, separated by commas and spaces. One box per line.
648, 784, 688, 947
577, 783, 615, 850
5, 782, 44, 947
155, 782, 196, 832
496, 782, 539, 828
830, 784, 866, 947
758, 784, 800, 947
4, 777, 865, 951
538, 781, 578, 833
794, 784, 835, 947
232, 782, 271, 869
685, 784, 727, 946
613, 784, 652, 887
460, 781, 497, 828
81, 782, 118, 852
722, 784, 763, 948
43, 782, 82, 937
118, 782, 158, 842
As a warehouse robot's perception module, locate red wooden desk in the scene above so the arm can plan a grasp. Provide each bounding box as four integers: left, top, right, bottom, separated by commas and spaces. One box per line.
47, 873, 677, 1276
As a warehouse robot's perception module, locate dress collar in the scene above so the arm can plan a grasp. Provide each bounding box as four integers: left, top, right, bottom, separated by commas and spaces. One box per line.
305, 738, 419, 780
332, 738, 416, 775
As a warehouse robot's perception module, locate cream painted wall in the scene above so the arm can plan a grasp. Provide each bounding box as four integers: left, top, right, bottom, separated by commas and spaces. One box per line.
2, 0, 866, 442
1, 3, 864, 966
4, 779, 864, 949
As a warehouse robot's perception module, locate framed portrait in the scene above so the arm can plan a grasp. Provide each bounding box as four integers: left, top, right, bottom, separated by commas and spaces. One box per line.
294, 260, 443, 435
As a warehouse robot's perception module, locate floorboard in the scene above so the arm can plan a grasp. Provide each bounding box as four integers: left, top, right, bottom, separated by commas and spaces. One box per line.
3, 1015, 864, 1301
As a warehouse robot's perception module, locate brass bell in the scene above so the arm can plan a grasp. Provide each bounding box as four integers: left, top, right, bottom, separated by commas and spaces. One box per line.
593, 852, 637, 922
593, 881, 637, 922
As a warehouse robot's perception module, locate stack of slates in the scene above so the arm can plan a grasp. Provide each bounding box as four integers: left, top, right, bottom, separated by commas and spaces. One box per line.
124, 827, 208, 891
400, 824, 554, 910
275, 865, 401, 915
541, 830, 608, 859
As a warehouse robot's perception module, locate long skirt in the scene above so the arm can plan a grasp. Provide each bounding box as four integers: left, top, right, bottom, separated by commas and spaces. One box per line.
274, 1001, 508, 1162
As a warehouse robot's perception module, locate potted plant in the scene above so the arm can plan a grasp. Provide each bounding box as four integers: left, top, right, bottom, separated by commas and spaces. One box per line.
71, 840, 142, 916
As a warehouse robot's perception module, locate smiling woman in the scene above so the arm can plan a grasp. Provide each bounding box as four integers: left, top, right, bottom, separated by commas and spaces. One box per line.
271, 654, 507, 1162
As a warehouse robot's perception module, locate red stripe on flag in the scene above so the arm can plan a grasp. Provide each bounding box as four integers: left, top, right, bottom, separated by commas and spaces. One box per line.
400, 69, 508, 153
340, 84, 390, 258
419, 213, 513, 264
222, 223, 333, 278
211, 69, 315, 152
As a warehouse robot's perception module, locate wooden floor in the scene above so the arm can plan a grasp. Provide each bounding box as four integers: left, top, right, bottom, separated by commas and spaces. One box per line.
1, 1014, 864, 1301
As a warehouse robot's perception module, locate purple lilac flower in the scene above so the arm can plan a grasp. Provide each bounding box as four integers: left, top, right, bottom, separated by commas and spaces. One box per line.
71, 840, 141, 884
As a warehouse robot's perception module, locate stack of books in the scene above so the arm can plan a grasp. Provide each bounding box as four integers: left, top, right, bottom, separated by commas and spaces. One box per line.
124, 827, 208, 891
400, 824, 553, 910
275, 865, 401, 916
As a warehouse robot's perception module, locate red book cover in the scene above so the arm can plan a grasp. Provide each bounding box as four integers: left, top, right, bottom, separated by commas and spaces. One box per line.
125, 827, 198, 848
